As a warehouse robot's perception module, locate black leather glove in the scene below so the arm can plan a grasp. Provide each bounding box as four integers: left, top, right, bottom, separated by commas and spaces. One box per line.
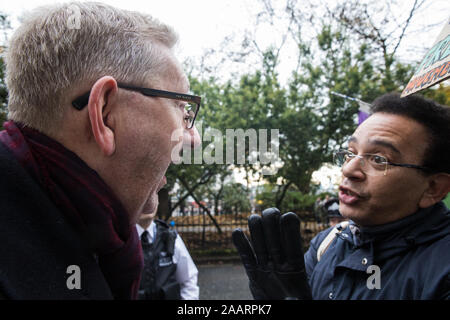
232, 208, 312, 300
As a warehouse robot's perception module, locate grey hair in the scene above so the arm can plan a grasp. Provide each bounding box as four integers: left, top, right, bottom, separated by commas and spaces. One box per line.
4, 1, 178, 134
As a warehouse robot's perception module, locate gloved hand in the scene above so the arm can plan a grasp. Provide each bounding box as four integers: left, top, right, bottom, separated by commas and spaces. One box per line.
232, 208, 312, 300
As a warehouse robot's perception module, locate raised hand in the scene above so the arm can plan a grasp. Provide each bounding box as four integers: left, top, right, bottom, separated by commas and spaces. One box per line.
232, 208, 312, 300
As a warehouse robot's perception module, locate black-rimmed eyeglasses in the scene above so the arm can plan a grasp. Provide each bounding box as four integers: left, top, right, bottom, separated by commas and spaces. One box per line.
72, 83, 201, 129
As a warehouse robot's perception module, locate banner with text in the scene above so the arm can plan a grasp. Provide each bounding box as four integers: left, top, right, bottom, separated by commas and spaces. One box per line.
401, 17, 450, 97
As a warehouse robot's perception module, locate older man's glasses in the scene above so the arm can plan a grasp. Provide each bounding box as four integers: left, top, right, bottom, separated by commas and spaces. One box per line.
333, 150, 433, 176
72, 83, 201, 129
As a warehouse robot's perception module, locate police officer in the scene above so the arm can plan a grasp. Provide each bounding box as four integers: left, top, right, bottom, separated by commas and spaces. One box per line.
323, 197, 347, 227
137, 206, 199, 300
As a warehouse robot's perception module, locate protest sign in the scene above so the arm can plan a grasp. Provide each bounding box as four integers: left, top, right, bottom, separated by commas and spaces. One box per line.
401, 17, 450, 97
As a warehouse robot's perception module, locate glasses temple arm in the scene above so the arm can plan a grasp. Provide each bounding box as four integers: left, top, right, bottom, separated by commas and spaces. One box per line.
72, 92, 91, 110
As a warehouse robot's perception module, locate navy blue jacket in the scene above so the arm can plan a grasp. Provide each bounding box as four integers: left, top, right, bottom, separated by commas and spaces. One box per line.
0, 142, 113, 299
305, 202, 450, 300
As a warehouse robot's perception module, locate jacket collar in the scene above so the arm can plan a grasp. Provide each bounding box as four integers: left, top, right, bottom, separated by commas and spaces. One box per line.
344, 202, 449, 261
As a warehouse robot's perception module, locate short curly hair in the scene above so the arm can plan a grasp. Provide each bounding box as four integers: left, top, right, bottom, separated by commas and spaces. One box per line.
370, 92, 450, 174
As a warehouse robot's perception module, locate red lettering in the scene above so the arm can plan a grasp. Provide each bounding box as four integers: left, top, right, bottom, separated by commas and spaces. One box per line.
439, 61, 450, 78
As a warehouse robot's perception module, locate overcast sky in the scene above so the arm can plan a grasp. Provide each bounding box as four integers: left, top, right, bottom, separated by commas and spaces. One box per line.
2, 0, 449, 84
2, 0, 259, 57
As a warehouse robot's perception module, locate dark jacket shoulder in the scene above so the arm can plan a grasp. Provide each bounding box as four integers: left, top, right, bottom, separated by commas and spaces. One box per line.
305, 202, 450, 299
304, 224, 338, 279
154, 219, 171, 229
0, 142, 113, 299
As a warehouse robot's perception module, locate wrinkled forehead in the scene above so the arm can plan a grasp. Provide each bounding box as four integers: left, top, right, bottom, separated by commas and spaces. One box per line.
353, 113, 425, 140
349, 112, 429, 158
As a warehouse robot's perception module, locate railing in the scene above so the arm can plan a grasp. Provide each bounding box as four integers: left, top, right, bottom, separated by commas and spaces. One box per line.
169, 212, 329, 257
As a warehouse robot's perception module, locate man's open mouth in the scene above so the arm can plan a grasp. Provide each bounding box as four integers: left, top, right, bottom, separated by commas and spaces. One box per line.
339, 186, 364, 205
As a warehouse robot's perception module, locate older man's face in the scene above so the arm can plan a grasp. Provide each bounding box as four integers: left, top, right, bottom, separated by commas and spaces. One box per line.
338, 112, 431, 226
114, 49, 200, 221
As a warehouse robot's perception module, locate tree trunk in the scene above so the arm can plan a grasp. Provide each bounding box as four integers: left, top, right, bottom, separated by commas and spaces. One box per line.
169, 170, 215, 214
275, 181, 292, 210
170, 192, 191, 215
201, 208, 206, 247
179, 177, 223, 234
190, 192, 223, 235
180, 201, 185, 216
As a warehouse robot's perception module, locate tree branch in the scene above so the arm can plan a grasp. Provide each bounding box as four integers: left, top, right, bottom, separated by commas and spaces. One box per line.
178, 176, 223, 234
392, 0, 423, 55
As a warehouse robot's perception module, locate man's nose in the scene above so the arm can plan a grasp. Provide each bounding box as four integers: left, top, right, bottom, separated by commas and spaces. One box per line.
183, 125, 201, 149
342, 156, 365, 180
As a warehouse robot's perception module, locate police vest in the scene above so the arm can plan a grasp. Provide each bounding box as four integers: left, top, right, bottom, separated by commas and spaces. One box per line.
138, 219, 181, 300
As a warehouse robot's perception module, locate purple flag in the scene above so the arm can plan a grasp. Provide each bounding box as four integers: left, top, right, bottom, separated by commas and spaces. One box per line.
357, 101, 371, 125
358, 110, 370, 125
330, 91, 371, 126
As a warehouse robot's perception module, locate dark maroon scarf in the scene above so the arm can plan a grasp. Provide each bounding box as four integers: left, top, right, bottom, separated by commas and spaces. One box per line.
0, 121, 143, 299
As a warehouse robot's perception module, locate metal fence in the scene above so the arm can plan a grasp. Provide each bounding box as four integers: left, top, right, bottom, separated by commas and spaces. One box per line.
169, 212, 329, 257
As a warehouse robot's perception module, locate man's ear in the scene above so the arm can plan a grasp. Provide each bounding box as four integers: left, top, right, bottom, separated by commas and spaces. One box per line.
87, 76, 118, 156
419, 173, 450, 208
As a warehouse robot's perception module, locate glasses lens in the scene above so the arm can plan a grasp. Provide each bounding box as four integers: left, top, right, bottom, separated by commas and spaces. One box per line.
334, 151, 348, 167
184, 103, 198, 128
364, 154, 388, 176
334, 151, 389, 176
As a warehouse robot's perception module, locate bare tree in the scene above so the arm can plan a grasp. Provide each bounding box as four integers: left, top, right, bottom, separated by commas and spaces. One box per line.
324, 0, 427, 90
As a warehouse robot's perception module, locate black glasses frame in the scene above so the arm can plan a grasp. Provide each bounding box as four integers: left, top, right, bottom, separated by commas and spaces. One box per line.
72, 82, 201, 129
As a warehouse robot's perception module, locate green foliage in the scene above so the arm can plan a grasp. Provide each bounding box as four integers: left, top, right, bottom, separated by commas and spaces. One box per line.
255, 184, 277, 209
255, 184, 317, 213
444, 193, 450, 208
283, 190, 317, 214
222, 183, 251, 215
421, 84, 450, 106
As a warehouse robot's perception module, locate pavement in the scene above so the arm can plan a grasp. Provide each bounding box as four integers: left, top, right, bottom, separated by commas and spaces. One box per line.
197, 262, 253, 300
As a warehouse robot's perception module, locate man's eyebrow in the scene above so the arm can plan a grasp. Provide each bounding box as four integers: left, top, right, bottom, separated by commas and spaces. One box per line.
368, 139, 401, 154
347, 136, 401, 154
